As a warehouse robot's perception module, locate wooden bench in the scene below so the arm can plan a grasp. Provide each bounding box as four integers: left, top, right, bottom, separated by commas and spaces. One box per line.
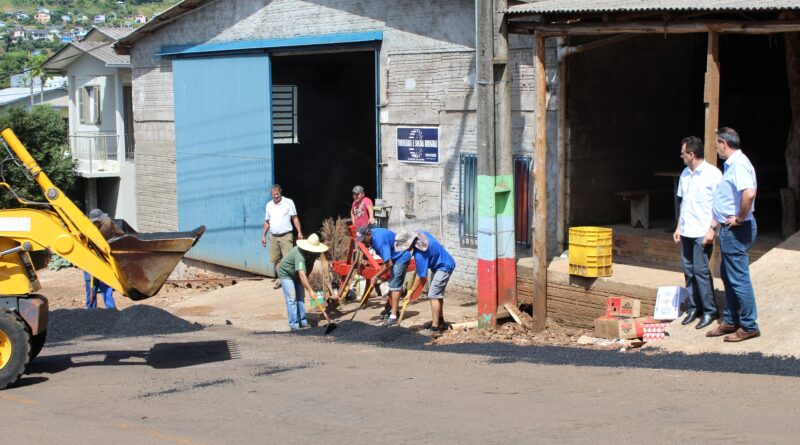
615, 189, 671, 229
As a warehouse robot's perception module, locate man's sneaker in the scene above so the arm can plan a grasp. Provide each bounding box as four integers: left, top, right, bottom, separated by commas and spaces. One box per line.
379, 307, 392, 320
381, 316, 398, 327
422, 326, 442, 336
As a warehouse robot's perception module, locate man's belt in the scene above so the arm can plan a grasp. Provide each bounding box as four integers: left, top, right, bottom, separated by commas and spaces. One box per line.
270, 231, 292, 237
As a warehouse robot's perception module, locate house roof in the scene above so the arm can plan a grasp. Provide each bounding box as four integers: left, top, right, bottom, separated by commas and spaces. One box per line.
115, 0, 214, 53
506, 0, 800, 15
43, 40, 130, 72
0, 86, 67, 107
92, 27, 132, 41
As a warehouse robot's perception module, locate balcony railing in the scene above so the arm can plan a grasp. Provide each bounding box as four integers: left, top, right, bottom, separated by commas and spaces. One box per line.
69, 132, 134, 175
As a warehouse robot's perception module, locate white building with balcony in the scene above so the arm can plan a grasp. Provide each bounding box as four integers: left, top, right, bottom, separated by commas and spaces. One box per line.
43, 27, 137, 227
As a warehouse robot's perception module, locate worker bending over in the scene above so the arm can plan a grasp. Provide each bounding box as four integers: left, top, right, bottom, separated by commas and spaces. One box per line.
394, 231, 456, 335
356, 225, 411, 326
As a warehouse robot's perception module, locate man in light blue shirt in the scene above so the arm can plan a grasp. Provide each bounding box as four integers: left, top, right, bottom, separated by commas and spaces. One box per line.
706, 127, 760, 342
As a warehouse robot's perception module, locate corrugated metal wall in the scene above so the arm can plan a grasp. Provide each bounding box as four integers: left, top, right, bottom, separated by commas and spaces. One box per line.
173, 53, 275, 275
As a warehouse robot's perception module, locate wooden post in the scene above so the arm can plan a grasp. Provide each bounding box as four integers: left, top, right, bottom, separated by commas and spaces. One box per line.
531, 32, 548, 332
703, 31, 720, 165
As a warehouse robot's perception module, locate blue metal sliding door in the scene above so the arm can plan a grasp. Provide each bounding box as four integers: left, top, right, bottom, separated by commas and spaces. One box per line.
173, 54, 274, 274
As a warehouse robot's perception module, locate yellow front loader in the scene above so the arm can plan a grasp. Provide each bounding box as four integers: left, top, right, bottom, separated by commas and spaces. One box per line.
0, 128, 205, 389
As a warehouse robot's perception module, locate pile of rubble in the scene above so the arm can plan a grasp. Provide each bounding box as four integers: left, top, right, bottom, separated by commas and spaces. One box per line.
47, 305, 203, 343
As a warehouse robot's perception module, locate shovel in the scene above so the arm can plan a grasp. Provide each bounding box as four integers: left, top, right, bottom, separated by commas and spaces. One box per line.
349, 281, 375, 321
311, 291, 338, 335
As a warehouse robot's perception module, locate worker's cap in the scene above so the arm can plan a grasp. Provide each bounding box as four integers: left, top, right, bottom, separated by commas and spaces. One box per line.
297, 233, 329, 253
352, 185, 365, 194
88, 208, 107, 222
394, 231, 428, 252
355, 225, 371, 242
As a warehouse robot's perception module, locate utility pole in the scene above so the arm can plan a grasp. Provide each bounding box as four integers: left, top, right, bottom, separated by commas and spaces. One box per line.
476, 0, 516, 329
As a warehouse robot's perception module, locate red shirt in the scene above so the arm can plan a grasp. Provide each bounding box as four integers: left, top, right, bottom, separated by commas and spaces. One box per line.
351, 196, 373, 228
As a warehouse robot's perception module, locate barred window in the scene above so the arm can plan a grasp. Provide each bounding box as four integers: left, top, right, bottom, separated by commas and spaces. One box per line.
458, 153, 532, 247
272, 85, 298, 144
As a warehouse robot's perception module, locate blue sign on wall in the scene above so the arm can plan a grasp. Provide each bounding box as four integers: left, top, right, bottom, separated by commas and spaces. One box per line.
397, 127, 439, 163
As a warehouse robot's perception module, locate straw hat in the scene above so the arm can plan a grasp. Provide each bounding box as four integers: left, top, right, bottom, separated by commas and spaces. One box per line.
297, 233, 329, 253
394, 231, 429, 252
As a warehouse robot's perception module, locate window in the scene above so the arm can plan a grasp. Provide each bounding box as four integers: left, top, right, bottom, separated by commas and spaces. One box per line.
458, 153, 532, 247
272, 85, 298, 144
79, 85, 101, 124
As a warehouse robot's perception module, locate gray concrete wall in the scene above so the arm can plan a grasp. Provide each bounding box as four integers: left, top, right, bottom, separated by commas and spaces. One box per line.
128, 0, 553, 299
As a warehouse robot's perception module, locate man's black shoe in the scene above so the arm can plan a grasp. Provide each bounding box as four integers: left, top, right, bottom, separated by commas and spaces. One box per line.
695, 313, 718, 329
681, 309, 698, 325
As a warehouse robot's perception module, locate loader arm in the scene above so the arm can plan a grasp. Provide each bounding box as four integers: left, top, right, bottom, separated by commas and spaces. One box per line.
0, 128, 205, 299
1, 129, 115, 260
0, 208, 127, 294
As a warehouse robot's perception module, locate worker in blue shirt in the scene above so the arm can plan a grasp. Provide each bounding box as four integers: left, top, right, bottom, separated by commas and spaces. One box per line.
356, 226, 411, 326
394, 231, 456, 335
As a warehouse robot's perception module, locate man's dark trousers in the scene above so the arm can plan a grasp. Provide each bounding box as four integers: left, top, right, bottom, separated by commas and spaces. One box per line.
680, 236, 717, 316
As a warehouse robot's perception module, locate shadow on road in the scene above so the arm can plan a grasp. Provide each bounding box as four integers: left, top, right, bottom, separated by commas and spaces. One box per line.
25, 340, 238, 381
261, 321, 800, 378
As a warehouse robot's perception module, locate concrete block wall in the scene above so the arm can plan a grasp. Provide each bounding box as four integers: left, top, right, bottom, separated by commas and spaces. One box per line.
128, 0, 551, 299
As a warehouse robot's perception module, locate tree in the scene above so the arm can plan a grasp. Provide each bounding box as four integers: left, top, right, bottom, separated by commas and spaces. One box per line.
0, 105, 77, 209
26, 53, 50, 104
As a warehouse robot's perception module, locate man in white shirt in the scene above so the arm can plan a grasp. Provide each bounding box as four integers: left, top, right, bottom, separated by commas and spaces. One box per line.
706, 127, 760, 342
672, 136, 722, 329
261, 184, 304, 288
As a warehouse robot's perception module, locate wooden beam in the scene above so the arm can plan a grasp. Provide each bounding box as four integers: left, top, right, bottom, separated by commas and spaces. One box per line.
703, 31, 720, 165
509, 20, 800, 36
531, 31, 548, 332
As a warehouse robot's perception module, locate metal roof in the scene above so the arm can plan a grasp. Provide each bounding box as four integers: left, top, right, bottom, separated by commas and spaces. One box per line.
43, 40, 130, 72
0, 86, 66, 107
507, 0, 800, 14
94, 27, 132, 41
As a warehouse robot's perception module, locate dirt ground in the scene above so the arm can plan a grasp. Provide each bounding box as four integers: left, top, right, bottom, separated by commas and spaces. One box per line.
658, 230, 800, 357
38, 266, 619, 351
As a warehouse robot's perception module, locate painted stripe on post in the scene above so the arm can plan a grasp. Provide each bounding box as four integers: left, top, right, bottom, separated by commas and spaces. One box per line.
496, 214, 515, 259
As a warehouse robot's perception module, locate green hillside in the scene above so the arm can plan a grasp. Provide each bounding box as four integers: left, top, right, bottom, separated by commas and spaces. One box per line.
0, 0, 180, 20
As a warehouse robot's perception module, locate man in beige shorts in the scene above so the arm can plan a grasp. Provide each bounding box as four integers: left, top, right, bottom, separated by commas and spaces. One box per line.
261, 184, 303, 288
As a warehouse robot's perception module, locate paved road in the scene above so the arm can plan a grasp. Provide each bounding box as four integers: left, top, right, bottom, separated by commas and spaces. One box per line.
3, 323, 800, 444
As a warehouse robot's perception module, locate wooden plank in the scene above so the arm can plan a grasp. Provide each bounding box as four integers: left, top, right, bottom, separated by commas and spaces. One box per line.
704, 31, 720, 165
504, 303, 534, 326
781, 188, 797, 239
509, 20, 800, 36
531, 31, 548, 332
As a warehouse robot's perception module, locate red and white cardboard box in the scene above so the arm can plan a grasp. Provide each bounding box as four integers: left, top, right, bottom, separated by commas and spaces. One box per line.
606, 297, 641, 318
641, 320, 669, 342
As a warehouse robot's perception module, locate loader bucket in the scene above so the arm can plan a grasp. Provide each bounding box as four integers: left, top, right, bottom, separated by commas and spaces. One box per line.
108, 225, 206, 300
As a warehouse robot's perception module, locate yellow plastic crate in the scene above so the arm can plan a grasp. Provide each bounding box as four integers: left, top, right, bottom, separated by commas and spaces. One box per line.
568, 226, 612, 277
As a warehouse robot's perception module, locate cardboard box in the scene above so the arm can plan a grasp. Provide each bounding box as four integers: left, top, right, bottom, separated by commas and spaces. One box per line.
606, 297, 641, 318
594, 316, 638, 339
641, 320, 669, 342
653, 286, 688, 320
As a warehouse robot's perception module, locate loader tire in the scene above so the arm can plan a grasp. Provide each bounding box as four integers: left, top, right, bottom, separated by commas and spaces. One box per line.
0, 310, 31, 390
29, 330, 47, 361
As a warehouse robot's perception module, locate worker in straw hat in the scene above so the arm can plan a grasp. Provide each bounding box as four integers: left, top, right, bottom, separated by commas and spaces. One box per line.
276, 233, 329, 330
